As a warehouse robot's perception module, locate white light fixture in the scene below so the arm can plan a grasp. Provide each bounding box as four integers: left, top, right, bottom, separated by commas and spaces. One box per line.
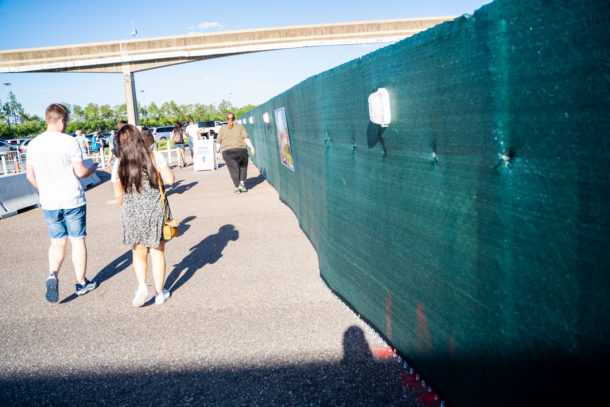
249, 116, 254, 124
368, 88, 391, 127
263, 112, 270, 123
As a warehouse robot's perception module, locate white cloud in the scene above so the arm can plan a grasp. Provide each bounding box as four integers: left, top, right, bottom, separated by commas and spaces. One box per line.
197, 22, 223, 30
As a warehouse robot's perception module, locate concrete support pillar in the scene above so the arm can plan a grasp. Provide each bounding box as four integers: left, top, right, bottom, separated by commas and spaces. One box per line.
122, 66, 139, 126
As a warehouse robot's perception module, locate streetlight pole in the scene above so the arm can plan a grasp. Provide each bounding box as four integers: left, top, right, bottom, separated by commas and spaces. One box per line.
139, 90, 146, 120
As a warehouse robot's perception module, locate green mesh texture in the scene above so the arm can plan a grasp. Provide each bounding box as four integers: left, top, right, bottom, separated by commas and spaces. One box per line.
243, 0, 610, 405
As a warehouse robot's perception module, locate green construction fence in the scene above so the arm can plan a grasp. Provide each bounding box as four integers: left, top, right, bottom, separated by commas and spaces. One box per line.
241, 0, 610, 405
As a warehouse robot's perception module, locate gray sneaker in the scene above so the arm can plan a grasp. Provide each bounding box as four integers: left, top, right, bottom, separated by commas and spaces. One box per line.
45, 274, 59, 303
233, 188, 241, 194
75, 279, 97, 296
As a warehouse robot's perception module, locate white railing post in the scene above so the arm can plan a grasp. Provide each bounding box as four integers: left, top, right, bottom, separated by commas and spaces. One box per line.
166, 142, 172, 164
1, 155, 7, 175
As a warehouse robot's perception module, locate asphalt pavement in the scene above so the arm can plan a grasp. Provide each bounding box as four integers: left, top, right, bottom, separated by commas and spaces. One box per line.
0, 158, 426, 406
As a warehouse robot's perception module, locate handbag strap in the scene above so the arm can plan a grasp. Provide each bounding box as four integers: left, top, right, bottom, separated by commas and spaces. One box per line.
152, 153, 170, 222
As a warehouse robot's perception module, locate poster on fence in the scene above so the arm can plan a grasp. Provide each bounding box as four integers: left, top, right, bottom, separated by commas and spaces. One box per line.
274, 107, 294, 171
193, 139, 217, 171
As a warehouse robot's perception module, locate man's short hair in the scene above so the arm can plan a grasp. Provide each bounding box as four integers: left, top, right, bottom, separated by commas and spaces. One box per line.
45, 103, 69, 123
189, 118, 195, 124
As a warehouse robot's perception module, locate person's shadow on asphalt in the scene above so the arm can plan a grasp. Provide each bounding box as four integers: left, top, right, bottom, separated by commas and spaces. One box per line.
60, 250, 132, 304
245, 173, 265, 191
164, 224, 239, 294
166, 180, 198, 197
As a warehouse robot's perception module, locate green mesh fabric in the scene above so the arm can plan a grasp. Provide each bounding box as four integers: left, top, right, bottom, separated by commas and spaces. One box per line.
242, 0, 610, 405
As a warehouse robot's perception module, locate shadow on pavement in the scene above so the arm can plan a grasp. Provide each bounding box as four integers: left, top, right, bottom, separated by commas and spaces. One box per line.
164, 224, 239, 294
245, 173, 266, 191
166, 180, 198, 197
59, 250, 132, 304
0, 326, 414, 406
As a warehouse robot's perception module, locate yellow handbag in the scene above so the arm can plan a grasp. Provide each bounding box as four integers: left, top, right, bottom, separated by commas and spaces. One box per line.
154, 157, 179, 240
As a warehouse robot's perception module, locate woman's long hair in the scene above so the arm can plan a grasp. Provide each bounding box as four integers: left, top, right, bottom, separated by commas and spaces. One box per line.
117, 124, 159, 194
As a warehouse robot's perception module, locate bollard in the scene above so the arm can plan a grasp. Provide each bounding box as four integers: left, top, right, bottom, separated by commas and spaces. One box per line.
166, 142, 173, 164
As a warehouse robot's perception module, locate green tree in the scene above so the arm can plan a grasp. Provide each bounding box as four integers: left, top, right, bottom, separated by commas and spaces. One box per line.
217, 99, 235, 118
2, 91, 25, 125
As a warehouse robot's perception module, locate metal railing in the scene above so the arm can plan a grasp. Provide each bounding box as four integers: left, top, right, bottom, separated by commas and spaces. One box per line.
0, 143, 185, 177
0, 151, 25, 176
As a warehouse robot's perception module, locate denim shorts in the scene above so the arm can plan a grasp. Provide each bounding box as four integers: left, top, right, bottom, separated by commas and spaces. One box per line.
175, 143, 185, 148
43, 205, 87, 240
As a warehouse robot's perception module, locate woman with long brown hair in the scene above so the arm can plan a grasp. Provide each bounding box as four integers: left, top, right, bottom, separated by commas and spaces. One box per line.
171, 122, 186, 167
112, 124, 175, 306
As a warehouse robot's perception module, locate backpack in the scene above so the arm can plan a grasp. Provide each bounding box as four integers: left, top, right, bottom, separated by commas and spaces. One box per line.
172, 130, 183, 143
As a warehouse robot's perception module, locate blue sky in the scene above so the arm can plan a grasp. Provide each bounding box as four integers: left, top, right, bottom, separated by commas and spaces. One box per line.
0, 0, 491, 117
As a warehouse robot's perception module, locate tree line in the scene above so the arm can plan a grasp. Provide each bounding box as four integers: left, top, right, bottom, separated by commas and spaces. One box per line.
1, 92, 256, 139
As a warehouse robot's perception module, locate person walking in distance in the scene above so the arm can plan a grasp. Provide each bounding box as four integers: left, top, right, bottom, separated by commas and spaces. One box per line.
105, 129, 117, 171
112, 125, 175, 306
171, 123, 186, 168
185, 118, 201, 163
75, 130, 87, 155
26, 103, 99, 303
216, 112, 255, 194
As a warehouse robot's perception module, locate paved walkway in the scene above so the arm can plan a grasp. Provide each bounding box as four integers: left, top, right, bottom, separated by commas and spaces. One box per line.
0, 160, 424, 406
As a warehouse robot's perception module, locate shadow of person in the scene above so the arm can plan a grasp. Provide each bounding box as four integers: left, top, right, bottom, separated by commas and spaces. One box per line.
59, 250, 132, 304
341, 326, 374, 367
166, 181, 198, 197
177, 215, 195, 236
244, 173, 266, 191
164, 224, 239, 294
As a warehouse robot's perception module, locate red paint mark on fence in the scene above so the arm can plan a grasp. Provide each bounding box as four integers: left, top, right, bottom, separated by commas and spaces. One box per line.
373, 347, 394, 357
385, 290, 392, 341
416, 303, 431, 354
448, 334, 456, 360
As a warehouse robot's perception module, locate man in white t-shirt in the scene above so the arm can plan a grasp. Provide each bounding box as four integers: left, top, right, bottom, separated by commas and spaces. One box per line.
185, 118, 202, 163
26, 103, 99, 303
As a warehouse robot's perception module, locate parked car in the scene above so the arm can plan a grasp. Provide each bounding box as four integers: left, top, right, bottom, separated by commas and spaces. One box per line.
0, 139, 15, 153
198, 120, 224, 138
150, 126, 174, 142
18, 138, 34, 153
7, 138, 30, 147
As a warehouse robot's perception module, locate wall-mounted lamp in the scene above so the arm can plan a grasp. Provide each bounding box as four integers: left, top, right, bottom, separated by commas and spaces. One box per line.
368, 88, 391, 127
263, 112, 270, 123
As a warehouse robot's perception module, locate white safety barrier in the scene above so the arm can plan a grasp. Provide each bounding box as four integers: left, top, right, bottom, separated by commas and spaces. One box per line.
80, 158, 101, 190
0, 173, 40, 219
0, 158, 101, 219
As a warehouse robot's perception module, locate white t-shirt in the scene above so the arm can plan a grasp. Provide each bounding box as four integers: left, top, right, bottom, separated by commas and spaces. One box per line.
111, 151, 168, 184
26, 131, 86, 210
185, 124, 200, 140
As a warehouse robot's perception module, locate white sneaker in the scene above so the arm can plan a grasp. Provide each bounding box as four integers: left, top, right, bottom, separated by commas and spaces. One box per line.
155, 288, 170, 305
132, 284, 148, 307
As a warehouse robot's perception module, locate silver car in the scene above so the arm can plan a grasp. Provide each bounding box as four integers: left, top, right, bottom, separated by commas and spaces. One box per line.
150, 126, 174, 142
